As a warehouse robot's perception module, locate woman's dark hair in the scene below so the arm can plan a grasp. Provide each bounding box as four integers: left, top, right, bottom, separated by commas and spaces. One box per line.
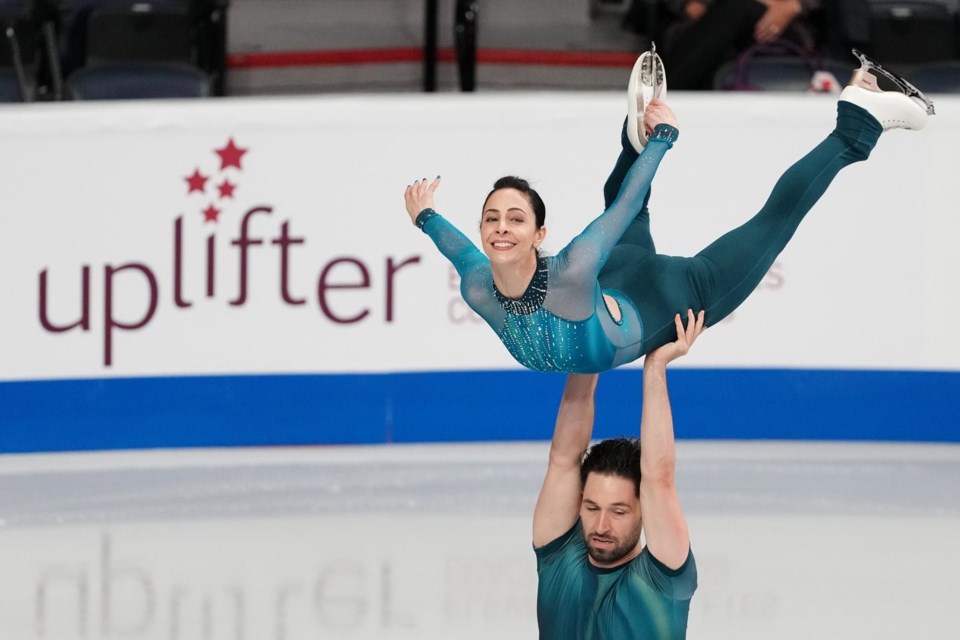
483, 176, 546, 229
580, 437, 641, 496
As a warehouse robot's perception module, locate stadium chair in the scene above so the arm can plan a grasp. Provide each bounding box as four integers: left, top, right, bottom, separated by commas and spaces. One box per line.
713, 42, 853, 92
61, 0, 222, 99
909, 59, 960, 92
67, 60, 208, 98
868, 1, 958, 64
832, 0, 959, 65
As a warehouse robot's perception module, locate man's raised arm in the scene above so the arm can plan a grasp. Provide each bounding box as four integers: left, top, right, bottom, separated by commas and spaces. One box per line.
533, 373, 598, 548
639, 309, 704, 569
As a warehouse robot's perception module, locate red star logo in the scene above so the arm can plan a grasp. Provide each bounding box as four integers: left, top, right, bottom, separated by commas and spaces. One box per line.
185, 169, 208, 194
217, 179, 237, 199
215, 138, 248, 171
202, 204, 222, 222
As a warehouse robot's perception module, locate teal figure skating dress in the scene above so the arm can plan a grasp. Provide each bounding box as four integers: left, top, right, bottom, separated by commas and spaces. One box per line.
417, 102, 882, 373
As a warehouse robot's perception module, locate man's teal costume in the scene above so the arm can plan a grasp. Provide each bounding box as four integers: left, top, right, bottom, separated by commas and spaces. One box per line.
535, 520, 697, 640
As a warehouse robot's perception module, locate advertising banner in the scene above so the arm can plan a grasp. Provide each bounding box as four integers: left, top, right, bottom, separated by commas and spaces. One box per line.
1, 94, 958, 448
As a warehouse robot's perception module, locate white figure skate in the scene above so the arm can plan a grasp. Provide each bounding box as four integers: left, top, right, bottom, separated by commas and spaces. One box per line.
839, 49, 934, 131
627, 42, 667, 152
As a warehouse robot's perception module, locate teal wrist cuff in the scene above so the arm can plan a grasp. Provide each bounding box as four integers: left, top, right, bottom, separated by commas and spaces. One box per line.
415, 208, 438, 230
650, 124, 679, 146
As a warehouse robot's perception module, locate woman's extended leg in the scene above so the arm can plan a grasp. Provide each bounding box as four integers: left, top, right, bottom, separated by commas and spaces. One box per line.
612, 50, 932, 358
694, 100, 881, 321
636, 100, 883, 353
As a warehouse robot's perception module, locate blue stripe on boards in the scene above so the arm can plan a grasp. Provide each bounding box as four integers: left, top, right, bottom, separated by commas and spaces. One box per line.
0, 375, 391, 452
1, 369, 958, 453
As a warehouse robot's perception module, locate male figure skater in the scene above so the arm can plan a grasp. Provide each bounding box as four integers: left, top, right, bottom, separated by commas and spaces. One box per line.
533, 310, 704, 639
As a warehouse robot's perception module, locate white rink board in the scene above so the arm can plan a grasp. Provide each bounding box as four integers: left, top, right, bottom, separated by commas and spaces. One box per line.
1, 93, 959, 380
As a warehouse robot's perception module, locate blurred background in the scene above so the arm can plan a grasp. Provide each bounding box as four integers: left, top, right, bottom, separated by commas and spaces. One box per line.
2, 0, 960, 100
2, 1, 960, 639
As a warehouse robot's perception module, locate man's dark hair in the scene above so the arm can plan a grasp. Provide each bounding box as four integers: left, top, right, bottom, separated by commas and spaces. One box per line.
580, 437, 641, 496
484, 176, 546, 229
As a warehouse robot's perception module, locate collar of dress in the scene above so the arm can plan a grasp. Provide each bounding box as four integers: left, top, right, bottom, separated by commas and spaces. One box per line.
493, 256, 548, 316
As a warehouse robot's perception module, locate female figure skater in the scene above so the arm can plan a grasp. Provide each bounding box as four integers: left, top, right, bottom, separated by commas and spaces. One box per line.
404, 50, 934, 373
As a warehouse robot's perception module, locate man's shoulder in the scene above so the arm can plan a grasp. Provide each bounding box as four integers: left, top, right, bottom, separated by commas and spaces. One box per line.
534, 519, 584, 563
628, 547, 698, 601
637, 546, 696, 578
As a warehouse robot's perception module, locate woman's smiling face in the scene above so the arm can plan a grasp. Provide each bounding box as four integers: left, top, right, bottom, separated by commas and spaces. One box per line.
479, 188, 545, 266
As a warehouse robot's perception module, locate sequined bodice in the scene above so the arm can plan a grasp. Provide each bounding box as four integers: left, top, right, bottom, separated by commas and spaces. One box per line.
497, 307, 619, 373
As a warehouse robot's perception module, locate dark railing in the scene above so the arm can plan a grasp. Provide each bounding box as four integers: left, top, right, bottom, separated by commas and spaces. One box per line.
423, 0, 478, 92
454, 0, 477, 91
423, 0, 437, 91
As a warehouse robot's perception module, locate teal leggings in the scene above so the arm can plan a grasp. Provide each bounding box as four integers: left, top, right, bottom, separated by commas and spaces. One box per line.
599, 101, 883, 355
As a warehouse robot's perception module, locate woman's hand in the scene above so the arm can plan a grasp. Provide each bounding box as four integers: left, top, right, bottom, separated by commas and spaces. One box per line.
404, 177, 441, 225
643, 99, 679, 135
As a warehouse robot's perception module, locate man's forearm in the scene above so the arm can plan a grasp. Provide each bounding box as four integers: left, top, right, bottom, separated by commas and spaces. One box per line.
640, 360, 677, 479
549, 374, 598, 464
